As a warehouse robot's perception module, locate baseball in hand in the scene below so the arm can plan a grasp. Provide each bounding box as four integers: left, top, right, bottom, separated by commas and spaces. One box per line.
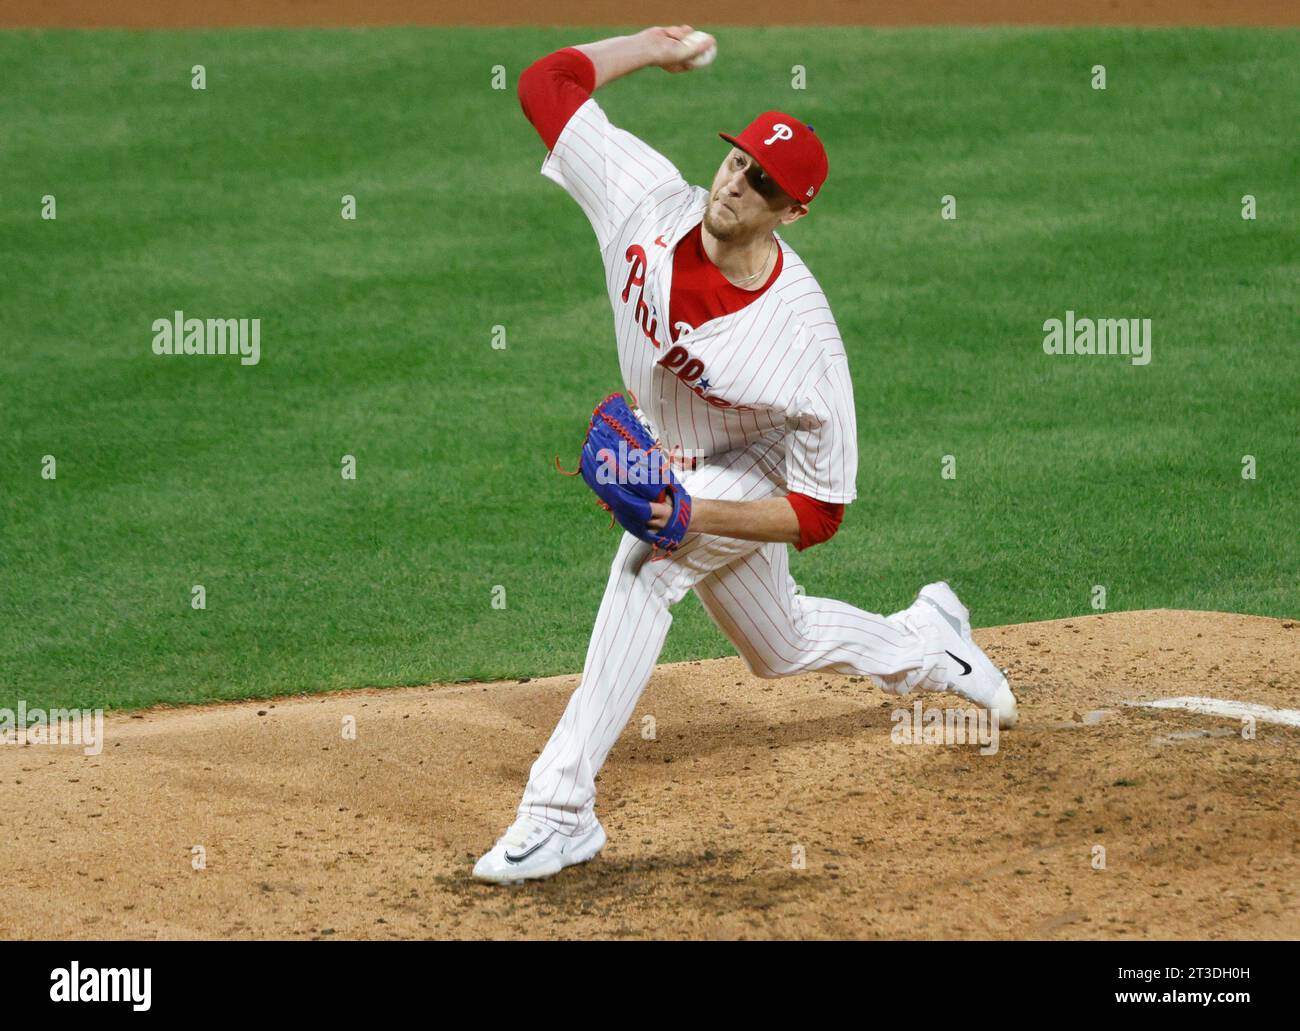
679, 30, 716, 69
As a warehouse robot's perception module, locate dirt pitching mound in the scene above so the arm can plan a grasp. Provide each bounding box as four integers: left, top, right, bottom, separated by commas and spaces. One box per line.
1, 609, 1296, 940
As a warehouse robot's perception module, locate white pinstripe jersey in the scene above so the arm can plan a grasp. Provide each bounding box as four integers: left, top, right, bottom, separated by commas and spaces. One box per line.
539, 96, 859, 505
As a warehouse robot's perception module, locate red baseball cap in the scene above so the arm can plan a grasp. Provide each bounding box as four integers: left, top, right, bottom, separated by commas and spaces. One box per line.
718, 111, 829, 205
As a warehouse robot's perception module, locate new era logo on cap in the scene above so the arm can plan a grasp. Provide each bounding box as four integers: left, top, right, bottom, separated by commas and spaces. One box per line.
718, 111, 829, 205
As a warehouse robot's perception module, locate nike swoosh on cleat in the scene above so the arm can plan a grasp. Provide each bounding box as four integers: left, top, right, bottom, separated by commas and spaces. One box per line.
945, 650, 973, 676
505, 833, 553, 864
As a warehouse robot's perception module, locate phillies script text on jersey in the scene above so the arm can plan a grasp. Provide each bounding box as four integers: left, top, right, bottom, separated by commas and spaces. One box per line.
620, 242, 748, 410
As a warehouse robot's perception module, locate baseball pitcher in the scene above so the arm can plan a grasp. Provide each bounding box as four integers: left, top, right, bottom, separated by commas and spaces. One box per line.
473, 26, 1018, 883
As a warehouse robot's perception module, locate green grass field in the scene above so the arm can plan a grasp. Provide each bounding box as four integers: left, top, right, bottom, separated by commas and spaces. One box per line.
2, 27, 1297, 712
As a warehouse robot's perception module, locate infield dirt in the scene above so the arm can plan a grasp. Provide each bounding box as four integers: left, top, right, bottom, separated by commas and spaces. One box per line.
3, 0, 1298, 28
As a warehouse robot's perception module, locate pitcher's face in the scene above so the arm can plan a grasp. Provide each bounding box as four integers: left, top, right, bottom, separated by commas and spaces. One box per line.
703, 147, 806, 242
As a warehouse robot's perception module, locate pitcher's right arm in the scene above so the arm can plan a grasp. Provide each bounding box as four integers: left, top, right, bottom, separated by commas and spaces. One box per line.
516, 28, 715, 253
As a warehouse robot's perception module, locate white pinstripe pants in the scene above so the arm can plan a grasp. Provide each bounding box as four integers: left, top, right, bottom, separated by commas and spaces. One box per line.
518, 441, 950, 834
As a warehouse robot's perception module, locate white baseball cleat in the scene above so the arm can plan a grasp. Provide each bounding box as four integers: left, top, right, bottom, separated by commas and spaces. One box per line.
917, 581, 970, 638
472, 816, 607, 884
987, 678, 1019, 730
915, 582, 1019, 729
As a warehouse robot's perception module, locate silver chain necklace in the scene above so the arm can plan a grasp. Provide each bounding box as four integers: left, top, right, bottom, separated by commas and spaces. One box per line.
731, 236, 775, 286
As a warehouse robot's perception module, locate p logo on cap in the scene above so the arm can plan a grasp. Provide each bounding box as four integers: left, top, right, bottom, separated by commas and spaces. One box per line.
763, 124, 795, 146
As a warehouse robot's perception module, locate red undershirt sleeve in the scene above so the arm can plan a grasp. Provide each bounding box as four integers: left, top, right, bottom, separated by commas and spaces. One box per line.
785, 492, 846, 552
517, 47, 598, 151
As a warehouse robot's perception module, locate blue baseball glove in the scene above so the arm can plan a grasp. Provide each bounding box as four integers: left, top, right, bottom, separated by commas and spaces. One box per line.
562, 393, 692, 557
